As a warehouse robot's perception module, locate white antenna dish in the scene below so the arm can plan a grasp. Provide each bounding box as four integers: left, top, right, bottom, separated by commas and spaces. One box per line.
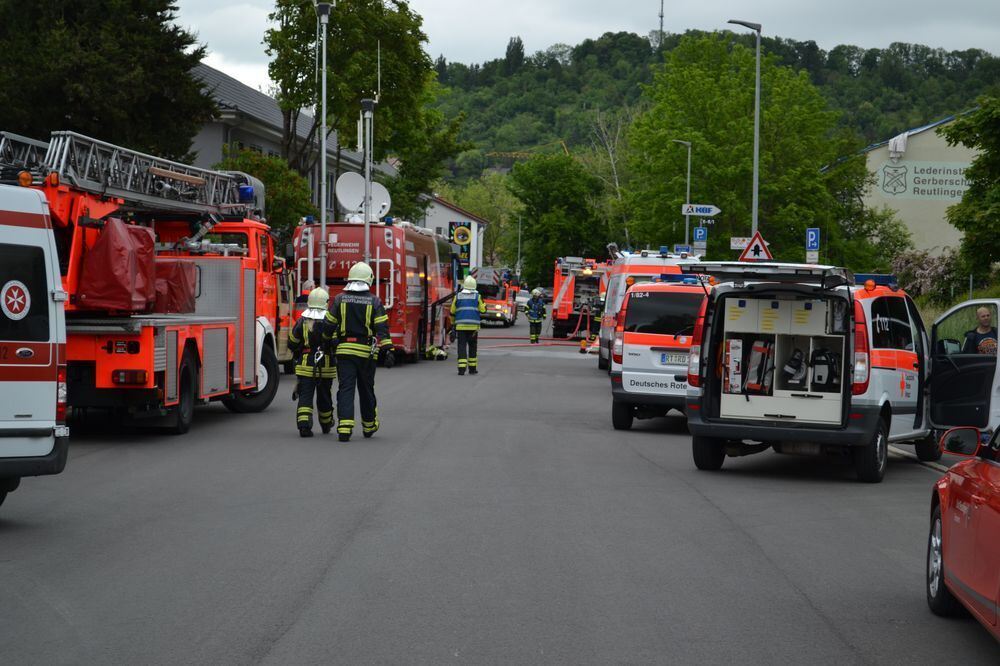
371, 182, 392, 219
335, 171, 365, 212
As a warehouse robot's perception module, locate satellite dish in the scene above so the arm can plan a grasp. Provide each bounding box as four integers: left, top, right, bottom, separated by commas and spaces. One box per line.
371, 182, 392, 220
335, 172, 365, 212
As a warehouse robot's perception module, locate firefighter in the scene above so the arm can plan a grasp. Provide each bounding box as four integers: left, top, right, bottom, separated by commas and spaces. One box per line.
451, 275, 486, 375
287, 287, 336, 437
526, 288, 547, 344
325, 262, 392, 442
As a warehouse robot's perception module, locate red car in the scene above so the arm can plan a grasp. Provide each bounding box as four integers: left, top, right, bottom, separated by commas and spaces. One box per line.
927, 426, 1000, 641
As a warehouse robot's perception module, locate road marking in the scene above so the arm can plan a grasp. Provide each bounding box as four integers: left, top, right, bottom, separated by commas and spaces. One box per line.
888, 445, 949, 473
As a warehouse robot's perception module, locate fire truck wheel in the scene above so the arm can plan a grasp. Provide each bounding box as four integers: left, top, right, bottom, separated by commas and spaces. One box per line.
915, 432, 943, 462
223, 345, 280, 414
168, 353, 196, 435
612, 401, 634, 430
692, 436, 726, 471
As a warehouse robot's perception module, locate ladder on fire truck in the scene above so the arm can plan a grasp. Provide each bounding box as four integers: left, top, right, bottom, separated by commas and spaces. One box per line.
0, 130, 258, 217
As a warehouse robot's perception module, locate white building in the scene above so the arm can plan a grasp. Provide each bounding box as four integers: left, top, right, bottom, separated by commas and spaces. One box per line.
416, 196, 488, 270
862, 114, 976, 253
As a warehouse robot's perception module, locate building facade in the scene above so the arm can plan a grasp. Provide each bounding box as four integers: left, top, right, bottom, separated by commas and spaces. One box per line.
862, 115, 976, 253
416, 196, 487, 271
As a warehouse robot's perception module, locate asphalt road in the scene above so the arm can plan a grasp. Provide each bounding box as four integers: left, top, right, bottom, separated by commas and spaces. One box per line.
2, 317, 997, 664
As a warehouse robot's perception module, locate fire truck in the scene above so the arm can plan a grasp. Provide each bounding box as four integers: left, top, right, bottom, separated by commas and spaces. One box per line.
293, 220, 460, 362
0, 130, 287, 433
551, 257, 609, 339
470, 266, 518, 327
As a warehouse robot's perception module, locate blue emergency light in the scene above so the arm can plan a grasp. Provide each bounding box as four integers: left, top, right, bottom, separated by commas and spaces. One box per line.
657, 274, 700, 284
854, 273, 899, 288
659, 245, 670, 255
238, 184, 256, 203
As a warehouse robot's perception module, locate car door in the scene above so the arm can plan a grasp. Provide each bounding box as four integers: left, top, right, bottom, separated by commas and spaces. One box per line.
906, 298, 930, 430
869, 296, 920, 439
929, 301, 1000, 430
969, 447, 1000, 626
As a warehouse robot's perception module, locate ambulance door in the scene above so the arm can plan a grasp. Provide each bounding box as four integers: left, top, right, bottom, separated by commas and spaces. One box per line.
928, 300, 1000, 430
905, 297, 929, 430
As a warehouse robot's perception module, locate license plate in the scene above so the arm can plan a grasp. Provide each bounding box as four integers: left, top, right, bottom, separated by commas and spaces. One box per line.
660, 352, 686, 365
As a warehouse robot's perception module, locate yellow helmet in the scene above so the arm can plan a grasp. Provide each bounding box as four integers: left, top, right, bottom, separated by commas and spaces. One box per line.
463, 276, 477, 290
303, 287, 329, 319
348, 262, 374, 285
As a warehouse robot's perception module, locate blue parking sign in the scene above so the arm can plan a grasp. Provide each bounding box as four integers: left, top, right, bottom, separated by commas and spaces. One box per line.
693, 227, 708, 242
806, 228, 820, 251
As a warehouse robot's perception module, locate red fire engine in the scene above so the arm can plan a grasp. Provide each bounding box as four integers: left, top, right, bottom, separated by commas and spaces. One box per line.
470, 266, 518, 327
1, 131, 287, 433
551, 256, 609, 338
293, 220, 460, 362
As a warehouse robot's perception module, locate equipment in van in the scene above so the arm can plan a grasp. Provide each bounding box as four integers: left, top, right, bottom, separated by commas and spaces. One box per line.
743, 339, 774, 395
809, 348, 841, 391
781, 348, 808, 387
724, 339, 744, 394
829, 299, 849, 335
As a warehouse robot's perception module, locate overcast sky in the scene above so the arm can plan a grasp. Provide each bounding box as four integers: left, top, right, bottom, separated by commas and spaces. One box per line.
176, 0, 1000, 92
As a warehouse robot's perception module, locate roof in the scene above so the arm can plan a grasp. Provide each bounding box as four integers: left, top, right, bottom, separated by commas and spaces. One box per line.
429, 195, 490, 226
860, 110, 975, 155
192, 63, 379, 171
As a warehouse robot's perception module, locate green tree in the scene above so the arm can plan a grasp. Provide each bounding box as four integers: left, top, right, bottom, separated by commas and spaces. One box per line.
436, 172, 520, 265
0, 0, 215, 160
265, 0, 433, 175
215, 147, 316, 241
939, 97, 1000, 276
627, 34, 909, 269
507, 154, 606, 285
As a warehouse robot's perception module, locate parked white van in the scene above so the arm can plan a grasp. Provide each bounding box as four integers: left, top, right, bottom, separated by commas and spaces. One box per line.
0, 184, 68, 508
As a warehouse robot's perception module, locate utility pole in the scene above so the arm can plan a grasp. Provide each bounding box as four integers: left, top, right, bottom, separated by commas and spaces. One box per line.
315, 1, 333, 287
516, 217, 522, 276
728, 19, 762, 236
361, 97, 375, 264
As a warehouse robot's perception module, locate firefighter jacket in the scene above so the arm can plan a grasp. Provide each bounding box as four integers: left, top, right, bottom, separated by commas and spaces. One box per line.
526, 297, 547, 323
287, 317, 337, 378
325, 290, 391, 358
451, 289, 485, 331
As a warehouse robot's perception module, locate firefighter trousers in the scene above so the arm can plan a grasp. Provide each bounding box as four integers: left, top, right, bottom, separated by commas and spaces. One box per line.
529, 320, 542, 343
457, 330, 478, 371
336, 355, 378, 436
296, 376, 334, 432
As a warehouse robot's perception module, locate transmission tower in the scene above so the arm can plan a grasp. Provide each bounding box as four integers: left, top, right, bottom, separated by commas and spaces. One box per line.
658, 0, 665, 49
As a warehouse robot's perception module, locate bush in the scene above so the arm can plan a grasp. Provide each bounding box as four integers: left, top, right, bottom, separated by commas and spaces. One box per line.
891, 248, 965, 305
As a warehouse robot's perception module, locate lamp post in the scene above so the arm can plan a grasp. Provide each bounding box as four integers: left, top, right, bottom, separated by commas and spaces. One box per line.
728, 19, 761, 236
315, 1, 333, 287
671, 139, 692, 245
361, 98, 375, 264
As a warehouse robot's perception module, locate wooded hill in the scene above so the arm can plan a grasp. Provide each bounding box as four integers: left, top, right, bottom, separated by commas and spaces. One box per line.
432, 30, 1000, 180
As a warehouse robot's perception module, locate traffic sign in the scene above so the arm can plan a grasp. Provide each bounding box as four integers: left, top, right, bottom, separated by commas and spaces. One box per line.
681, 203, 721, 217
730, 237, 751, 250
674, 244, 692, 255
806, 228, 820, 251
738, 231, 773, 262
693, 227, 708, 242
806, 250, 819, 264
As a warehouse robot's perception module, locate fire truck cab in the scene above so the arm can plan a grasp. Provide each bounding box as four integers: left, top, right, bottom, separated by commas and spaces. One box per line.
472, 266, 517, 327
551, 257, 609, 339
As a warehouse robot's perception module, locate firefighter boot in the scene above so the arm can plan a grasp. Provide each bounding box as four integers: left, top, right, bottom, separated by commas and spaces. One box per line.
337, 419, 354, 443
299, 427, 313, 438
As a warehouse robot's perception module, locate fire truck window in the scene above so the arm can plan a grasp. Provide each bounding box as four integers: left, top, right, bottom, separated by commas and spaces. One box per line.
0, 243, 50, 342
259, 234, 271, 271
204, 233, 248, 248
870, 297, 913, 351
624, 292, 703, 336
477, 284, 502, 299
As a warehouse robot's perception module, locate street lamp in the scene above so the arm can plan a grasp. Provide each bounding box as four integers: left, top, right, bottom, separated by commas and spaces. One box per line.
728, 19, 761, 236
315, 1, 333, 288
671, 139, 692, 245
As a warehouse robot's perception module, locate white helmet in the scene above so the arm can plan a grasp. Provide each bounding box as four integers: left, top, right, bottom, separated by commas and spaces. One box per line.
531, 288, 542, 297
348, 262, 374, 285
463, 276, 477, 290
303, 287, 329, 320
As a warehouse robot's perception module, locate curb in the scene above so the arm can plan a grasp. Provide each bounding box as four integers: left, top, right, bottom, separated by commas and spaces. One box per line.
888, 445, 949, 473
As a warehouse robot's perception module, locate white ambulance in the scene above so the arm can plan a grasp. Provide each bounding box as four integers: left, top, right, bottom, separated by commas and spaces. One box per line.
0, 184, 68, 508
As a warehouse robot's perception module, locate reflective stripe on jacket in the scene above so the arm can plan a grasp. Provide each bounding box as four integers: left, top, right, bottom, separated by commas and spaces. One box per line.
325, 290, 391, 358
451, 289, 485, 331
288, 318, 337, 378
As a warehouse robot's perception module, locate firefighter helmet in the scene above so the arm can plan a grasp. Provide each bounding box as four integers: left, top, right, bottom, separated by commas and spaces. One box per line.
303, 287, 329, 320
531, 288, 541, 297
463, 276, 477, 290
348, 262, 374, 285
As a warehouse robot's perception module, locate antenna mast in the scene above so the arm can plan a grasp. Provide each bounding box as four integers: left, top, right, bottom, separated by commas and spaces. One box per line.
658, 0, 665, 49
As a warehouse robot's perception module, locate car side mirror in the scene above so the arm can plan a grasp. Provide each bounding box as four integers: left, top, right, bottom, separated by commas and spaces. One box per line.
272, 257, 286, 273
939, 427, 982, 457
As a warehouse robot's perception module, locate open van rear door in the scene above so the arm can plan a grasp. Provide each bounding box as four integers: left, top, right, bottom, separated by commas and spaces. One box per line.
928, 299, 1000, 430
680, 262, 853, 288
